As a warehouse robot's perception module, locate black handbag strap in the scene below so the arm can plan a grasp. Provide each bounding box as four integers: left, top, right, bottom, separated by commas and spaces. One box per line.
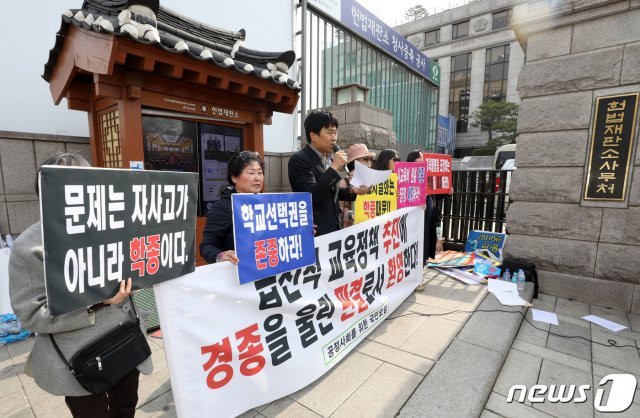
49, 294, 140, 374
49, 332, 74, 373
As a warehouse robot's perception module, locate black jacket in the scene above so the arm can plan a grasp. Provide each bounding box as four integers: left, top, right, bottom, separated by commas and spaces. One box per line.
424, 195, 443, 262
288, 145, 352, 236
200, 186, 236, 263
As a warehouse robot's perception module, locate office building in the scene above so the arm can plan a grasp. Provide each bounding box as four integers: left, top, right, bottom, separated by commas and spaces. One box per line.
396, 0, 525, 156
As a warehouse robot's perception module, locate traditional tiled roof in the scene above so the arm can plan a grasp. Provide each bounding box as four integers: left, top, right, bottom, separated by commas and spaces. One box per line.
43, 0, 300, 90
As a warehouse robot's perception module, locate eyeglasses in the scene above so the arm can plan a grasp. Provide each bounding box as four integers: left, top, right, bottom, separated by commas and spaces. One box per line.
359, 156, 374, 162
233, 151, 261, 161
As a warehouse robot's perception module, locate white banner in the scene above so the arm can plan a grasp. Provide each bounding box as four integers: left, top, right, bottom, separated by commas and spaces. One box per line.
154, 206, 424, 418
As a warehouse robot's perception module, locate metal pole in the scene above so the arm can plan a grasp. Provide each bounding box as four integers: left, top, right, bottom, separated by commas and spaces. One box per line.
300, 0, 308, 146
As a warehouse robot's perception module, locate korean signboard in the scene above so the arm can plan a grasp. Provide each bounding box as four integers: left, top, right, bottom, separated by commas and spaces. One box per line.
308, 0, 440, 86
154, 206, 424, 418
142, 91, 251, 122
39, 167, 198, 315
232, 193, 316, 284
584, 93, 639, 201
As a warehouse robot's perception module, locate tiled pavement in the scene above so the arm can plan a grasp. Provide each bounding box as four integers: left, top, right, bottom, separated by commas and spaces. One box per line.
483, 295, 640, 418
2, 268, 637, 417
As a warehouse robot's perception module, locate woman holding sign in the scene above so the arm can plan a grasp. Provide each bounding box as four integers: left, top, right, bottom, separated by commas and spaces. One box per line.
407, 150, 444, 265
200, 151, 264, 264
9, 152, 152, 418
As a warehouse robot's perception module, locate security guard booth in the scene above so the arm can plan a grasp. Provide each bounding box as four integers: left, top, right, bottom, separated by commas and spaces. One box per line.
43, 0, 300, 265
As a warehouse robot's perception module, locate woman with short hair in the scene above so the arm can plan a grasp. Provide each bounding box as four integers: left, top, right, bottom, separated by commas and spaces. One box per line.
200, 151, 265, 264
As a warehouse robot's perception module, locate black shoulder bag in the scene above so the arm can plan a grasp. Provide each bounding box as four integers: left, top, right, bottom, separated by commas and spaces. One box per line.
49, 296, 152, 394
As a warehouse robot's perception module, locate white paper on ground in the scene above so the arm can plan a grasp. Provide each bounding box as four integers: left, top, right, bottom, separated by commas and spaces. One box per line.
582, 315, 627, 332
531, 308, 559, 325
492, 291, 528, 306
350, 160, 392, 188
487, 279, 528, 306
488, 278, 516, 293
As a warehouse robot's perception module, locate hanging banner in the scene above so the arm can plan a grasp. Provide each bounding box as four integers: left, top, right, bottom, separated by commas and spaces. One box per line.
423, 153, 452, 195
39, 167, 198, 316
232, 193, 316, 284
354, 173, 397, 223
394, 162, 427, 208
154, 206, 424, 418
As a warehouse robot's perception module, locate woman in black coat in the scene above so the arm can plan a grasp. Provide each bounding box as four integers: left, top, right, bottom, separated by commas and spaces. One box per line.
200, 151, 264, 264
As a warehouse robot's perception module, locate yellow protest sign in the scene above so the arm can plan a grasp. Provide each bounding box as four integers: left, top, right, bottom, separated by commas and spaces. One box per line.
354, 173, 397, 223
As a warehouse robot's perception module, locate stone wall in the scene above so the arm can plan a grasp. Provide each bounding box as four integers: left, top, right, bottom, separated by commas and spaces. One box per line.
263, 152, 294, 193
0, 130, 295, 237
507, 0, 640, 312
316, 101, 397, 153
0, 131, 91, 237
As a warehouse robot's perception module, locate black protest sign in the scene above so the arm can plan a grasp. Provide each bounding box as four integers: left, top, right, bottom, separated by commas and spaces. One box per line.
40, 167, 198, 316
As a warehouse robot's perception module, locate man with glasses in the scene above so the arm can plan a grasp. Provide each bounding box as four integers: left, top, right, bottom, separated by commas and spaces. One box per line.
288, 110, 367, 236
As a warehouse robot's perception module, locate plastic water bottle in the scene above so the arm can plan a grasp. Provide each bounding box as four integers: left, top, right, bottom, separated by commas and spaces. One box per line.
0, 314, 31, 346
8, 317, 21, 334
517, 269, 525, 291
503, 269, 511, 282
4, 234, 13, 249
0, 322, 9, 337
0, 316, 20, 337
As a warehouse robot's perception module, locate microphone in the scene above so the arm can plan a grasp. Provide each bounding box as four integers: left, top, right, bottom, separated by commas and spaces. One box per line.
332, 145, 349, 173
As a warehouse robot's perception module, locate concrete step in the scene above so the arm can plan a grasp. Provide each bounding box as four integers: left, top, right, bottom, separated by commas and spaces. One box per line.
398, 283, 535, 418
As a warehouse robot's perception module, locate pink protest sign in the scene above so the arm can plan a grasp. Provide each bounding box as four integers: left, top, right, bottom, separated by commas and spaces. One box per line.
394, 162, 427, 208
423, 153, 452, 194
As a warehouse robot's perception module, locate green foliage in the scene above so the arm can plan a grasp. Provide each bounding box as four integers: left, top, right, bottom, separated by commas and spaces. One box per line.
470, 100, 519, 147
404, 4, 428, 22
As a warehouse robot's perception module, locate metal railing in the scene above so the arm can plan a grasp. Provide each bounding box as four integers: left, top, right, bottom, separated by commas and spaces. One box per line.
437, 169, 513, 250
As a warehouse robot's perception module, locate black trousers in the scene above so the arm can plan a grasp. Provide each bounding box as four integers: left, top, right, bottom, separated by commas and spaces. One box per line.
65, 369, 140, 418
423, 198, 439, 264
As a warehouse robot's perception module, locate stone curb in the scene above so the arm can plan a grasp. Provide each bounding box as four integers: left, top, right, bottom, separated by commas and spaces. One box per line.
398, 283, 535, 418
